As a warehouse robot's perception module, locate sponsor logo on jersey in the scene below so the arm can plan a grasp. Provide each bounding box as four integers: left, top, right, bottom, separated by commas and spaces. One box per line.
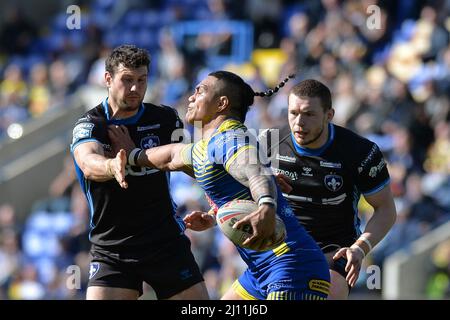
324, 174, 343, 192
320, 161, 342, 169
276, 154, 296, 163
359, 144, 378, 170
272, 168, 299, 181
72, 122, 94, 144
140, 135, 160, 149
137, 124, 160, 131
268, 279, 293, 291
301, 167, 313, 177
308, 279, 330, 295
89, 262, 100, 279
369, 158, 386, 178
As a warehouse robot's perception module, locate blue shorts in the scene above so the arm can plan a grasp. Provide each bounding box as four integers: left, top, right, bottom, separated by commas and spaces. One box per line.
233, 246, 330, 300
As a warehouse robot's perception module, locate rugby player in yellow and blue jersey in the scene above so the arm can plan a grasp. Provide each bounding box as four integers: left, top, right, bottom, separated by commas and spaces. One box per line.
107, 71, 330, 300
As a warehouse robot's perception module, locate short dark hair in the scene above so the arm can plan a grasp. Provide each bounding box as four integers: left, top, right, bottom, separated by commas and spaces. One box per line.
105, 45, 150, 75
208, 71, 255, 122
290, 79, 332, 111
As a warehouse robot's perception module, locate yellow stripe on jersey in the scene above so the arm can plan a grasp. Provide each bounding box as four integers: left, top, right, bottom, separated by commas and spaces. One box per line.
272, 242, 290, 256
192, 140, 208, 159
195, 168, 219, 178
308, 279, 330, 296
230, 188, 251, 200
224, 145, 255, 172
267, 291, 294, 300
302, 293, 326, 300
192, 148, 205, 163
232, 280, 258, 300
193, 164, 214, 175
180, 144, 194, 167
197, 170, 228, 184
216, 118, 246, 133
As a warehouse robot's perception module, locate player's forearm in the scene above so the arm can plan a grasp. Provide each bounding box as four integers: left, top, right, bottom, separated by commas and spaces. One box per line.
248, 170, 278, 205
79, 153, 114, 182
228, 159, 278, 203
136, 143, 185, 171
355, 203, 396, 254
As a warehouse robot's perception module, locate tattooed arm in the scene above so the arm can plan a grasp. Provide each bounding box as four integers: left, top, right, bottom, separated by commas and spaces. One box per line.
225, 146, 277, 250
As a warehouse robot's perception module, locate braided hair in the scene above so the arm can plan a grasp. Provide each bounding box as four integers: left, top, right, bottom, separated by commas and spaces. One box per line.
208, 71, 296, 122
254, 74, 296, 97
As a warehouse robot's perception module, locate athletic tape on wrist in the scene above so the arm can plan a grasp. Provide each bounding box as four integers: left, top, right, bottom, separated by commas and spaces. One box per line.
128, 148, 142, 166
358, 236, 373, 251
258, 196, 277, 210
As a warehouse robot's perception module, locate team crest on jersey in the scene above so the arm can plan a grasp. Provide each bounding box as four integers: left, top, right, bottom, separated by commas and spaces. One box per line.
89, 262, 100, 279
140, 135, 160, 149
324, 174, 343, 192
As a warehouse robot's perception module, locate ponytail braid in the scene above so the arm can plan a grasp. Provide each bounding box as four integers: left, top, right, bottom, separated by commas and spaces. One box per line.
254, 74, 296, 97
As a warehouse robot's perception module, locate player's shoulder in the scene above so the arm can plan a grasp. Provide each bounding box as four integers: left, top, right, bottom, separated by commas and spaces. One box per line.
74, 103, 105, 126
334, 124, 376, 148
333, 124, 381, 159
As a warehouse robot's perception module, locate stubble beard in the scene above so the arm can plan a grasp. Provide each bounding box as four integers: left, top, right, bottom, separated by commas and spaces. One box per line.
300, 123, 325, 147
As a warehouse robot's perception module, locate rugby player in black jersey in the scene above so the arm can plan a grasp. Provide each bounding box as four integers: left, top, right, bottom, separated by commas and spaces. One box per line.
71, 45, 208, 300
259, 79, 396, 299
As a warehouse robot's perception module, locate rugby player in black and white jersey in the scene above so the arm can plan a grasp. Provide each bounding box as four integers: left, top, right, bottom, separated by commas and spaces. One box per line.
71, 45, 208, 300
259, 79, 396, 299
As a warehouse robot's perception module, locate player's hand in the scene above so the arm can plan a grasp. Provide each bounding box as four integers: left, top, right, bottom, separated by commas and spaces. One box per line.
107, 125, 136, 157
332, 247, 364, 287
275, 173, 293, 194
234, 204, 276, 251
184, 211, 215, 231
107, 149, 128, 189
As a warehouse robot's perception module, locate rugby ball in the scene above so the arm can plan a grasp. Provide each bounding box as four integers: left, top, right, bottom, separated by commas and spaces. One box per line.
216, 199, 286, 251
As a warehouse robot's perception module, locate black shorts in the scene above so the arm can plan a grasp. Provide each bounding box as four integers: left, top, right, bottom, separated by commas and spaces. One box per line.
88, 235, 204, 299
317, 236, 356, 280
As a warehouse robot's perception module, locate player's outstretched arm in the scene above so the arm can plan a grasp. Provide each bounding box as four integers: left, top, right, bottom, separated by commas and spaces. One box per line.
73, 141, 128, 188
108, 124, 193, 176
136, 143, 193, 175
226, 147, 277, 250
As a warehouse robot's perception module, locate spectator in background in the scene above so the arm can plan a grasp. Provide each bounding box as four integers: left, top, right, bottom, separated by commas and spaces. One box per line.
28, 63, 51, 118
0, 6, 36, 55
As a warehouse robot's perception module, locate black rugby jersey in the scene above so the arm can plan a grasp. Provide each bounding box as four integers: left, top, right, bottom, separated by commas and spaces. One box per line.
71, 99, 185, 248
259, 123, 390, 248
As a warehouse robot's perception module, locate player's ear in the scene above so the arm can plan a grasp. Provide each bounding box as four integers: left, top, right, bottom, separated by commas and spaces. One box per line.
105, 72, 112, 88
326, 108, 335, 122
217, 96, 229, 113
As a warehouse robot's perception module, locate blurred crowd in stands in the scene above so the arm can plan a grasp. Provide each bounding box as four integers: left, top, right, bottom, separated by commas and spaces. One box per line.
0, 0, 449, 299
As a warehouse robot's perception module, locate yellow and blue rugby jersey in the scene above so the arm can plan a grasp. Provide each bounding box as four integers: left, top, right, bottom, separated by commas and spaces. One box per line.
182, 119, 320, 269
